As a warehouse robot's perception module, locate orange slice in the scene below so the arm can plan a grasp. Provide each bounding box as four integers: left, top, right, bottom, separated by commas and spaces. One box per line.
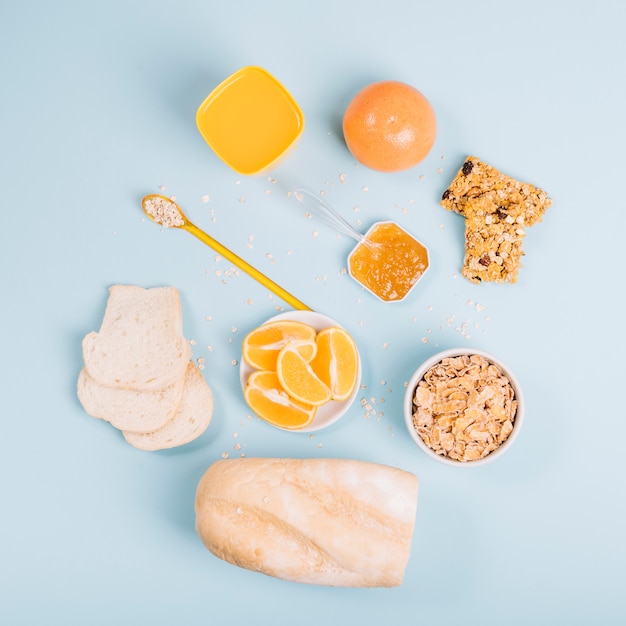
244, 370, 317, 430
276, 344, 332, 407
242, 320, 317, 370
310, 327, 359, 401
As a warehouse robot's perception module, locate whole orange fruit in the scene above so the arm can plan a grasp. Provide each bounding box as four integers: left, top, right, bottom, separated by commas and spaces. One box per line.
342, 80, 436, 172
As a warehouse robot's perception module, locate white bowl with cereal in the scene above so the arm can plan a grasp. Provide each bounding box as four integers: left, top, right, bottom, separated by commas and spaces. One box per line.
403, 348, 524, 467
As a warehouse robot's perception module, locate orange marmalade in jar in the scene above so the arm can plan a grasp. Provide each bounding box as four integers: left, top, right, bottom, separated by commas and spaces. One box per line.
348, 221, 429, 302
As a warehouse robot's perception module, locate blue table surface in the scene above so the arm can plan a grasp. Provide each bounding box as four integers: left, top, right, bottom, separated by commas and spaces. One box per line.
1, 1, 625, 624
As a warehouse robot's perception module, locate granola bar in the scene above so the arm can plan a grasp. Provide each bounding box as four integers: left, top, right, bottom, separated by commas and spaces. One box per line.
462, 195, 528, 283
440, 157, 551, 283
441, 156, 551, 226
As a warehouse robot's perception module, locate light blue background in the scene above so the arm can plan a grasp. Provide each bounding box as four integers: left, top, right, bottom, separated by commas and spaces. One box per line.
1, 1, 625, 624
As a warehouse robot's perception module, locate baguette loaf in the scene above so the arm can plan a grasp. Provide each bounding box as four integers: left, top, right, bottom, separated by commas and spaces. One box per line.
122, 362, 213, 450
195, 457, 418, 587
82, 285, 191, 390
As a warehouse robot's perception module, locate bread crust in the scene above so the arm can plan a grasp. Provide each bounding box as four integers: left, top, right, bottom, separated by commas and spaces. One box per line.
195, 457, 418, 587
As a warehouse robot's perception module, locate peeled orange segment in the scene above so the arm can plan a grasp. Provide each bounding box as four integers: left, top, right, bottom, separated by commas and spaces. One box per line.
244, 371, 317, 430
242, 320, 317, 370
310, 327, 359, 401
276, 344, 332, 407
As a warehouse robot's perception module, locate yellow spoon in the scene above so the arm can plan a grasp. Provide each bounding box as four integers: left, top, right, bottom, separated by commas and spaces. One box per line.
141, 194, 312, 311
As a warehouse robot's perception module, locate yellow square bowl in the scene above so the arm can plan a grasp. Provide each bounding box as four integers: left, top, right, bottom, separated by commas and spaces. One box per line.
196, 66, 305, 176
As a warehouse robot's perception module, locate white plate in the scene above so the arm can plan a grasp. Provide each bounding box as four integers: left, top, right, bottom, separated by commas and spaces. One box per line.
239, 310, 362, 432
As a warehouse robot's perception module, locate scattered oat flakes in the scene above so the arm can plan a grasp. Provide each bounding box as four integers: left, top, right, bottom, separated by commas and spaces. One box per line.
201, 194, 210, 203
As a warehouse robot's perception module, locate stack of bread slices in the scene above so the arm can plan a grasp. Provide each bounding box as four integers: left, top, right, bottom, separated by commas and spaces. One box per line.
77, 285, 213, 450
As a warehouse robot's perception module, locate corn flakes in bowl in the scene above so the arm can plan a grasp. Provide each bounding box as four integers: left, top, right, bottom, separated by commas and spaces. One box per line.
403, 348, 524, 467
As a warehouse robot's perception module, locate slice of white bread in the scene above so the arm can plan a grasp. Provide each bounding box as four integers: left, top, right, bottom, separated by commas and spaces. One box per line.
77, 366, 186, 432
78, 284, 213, 450
195, 458, 419, 587
82, 285, 191, 391
122, 361, 214, 451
